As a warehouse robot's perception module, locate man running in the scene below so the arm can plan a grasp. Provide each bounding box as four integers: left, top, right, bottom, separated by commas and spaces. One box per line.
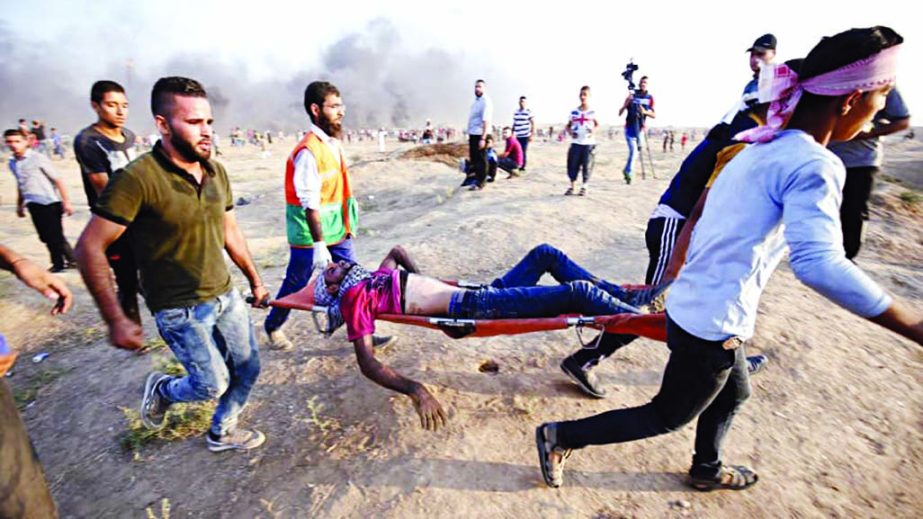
6, 129, 76, 272
74, 80, 142, 323
537, 26, 922, 491
76, 77, 269, 452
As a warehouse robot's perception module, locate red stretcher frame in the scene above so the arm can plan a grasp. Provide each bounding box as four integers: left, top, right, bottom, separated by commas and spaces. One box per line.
269, 279, 667, 343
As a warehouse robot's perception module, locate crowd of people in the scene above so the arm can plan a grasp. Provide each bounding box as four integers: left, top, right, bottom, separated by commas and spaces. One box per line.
1, 24, 920, 515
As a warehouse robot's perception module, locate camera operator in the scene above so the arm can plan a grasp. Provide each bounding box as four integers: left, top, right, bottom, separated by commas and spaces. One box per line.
618, 75, 655, 184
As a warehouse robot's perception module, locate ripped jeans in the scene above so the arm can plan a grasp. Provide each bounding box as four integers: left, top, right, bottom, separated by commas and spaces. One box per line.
154, 288, 261, 436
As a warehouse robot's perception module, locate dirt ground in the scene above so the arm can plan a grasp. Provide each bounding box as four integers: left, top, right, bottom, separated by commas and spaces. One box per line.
1, 131, 921, 518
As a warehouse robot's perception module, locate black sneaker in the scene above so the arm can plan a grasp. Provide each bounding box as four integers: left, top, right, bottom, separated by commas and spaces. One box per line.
140, 372, 173, 430
560, 355, 606, 398
746, 354, 769, 375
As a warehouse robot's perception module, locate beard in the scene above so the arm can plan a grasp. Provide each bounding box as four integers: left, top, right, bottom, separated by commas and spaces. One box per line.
316, 112, 343, 139
169, 129, 211, 162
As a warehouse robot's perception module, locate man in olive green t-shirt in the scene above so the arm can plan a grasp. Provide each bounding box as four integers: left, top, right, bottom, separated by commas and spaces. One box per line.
76, 77, 270, 453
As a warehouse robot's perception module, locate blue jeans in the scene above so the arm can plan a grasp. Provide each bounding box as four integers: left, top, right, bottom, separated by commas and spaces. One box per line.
516, 136, 530, 169
624, 133, 640, 175
155, 288, 261, 436
449, 244, 631, 318
497, 156, 520, 173
264, 238, 357, 333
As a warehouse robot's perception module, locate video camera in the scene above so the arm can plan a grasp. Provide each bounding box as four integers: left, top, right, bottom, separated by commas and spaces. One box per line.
622, 59, 639, 92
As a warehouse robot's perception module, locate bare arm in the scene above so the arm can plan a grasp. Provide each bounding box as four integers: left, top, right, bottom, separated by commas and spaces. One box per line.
87, 172, 110, 196
856, 117, 910, 139
618, 95, 632, 116
870, 300, 923, 345
75, 215, 142, 349
378, 245, 420, 273
50, 176, 73, 215
223, 209, 268, 306
353, 335, 447, 430
16, 188, 24, 217
0, 244, 72, 315
306, 208, 324, 243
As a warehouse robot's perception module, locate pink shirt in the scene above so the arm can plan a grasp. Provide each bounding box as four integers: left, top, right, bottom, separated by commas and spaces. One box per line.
341, 268, 403, 341
504, 136, 524, 167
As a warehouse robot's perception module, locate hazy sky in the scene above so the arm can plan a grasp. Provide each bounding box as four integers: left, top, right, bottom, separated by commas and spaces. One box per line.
2, 0, 920, 131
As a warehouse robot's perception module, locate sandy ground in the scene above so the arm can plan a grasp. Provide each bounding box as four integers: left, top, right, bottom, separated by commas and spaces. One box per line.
1, 131, 921, 518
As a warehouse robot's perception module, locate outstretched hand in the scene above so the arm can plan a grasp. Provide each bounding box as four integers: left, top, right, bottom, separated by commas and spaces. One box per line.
411, 385, 448, 431
13, 259, 73, 315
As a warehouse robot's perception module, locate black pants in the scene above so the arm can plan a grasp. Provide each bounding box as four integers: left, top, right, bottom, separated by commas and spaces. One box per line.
841, 166, 877, 260
645, 216, 685, 285
557, 315, 751, 478
107, 234, 142, 323
566, 144, 593, 183
468, 135, 487, 186
567, 332, 637, 371
26, 202, 74, 269
517, 136, 530, 169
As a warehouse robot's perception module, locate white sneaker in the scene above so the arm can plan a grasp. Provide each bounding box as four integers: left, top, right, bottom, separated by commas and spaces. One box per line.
267, 329, 294, 351
206, 428, 266, 452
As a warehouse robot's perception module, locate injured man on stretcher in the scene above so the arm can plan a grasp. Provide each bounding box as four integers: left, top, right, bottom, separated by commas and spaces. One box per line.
314, 243, 663, 431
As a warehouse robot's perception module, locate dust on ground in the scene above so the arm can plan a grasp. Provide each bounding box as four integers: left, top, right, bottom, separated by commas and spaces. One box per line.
1, 133, 921, 518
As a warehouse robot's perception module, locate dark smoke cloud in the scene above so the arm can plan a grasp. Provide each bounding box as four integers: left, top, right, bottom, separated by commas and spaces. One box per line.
0, 18, 516, 135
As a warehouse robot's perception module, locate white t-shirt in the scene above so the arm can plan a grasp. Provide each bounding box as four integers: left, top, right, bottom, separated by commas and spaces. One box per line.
568, 107, 596, 145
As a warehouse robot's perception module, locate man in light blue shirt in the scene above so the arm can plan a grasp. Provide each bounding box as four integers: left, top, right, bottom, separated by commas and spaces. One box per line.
535, 26, 921, 492
464, 79, 493, 190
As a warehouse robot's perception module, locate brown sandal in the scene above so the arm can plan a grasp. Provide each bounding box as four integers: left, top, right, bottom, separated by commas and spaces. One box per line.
687, 465, 758, 491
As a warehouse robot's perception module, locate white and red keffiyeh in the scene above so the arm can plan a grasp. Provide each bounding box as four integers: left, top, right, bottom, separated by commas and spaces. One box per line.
736, 45, 901, 143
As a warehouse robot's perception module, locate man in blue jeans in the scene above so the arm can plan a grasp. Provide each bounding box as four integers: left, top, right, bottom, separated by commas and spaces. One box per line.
619, 76, 655, 184
312, 243, 654, 431
76, 77, 269, 452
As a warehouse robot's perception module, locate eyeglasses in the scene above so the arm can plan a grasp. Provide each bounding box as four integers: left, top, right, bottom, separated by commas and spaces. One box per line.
323, 103, 346, 112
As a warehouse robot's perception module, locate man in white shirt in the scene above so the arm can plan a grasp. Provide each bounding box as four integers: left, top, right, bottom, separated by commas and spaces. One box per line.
464, 79, 493, 190
265, 81, 393, 350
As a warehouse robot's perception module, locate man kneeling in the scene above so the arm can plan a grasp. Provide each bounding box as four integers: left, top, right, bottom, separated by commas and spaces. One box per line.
316, 243, 656, 430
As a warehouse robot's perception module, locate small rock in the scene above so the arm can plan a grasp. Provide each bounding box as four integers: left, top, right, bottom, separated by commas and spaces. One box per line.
235, 197, 251, 206
670, 499, 691, 509
478, 359, 500, 374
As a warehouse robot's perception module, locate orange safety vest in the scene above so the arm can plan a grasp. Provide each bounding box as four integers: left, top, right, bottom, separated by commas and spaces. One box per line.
284, 132, 358, 247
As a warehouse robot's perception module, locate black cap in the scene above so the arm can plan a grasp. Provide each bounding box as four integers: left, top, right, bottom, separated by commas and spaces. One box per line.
746, 34, 777, 53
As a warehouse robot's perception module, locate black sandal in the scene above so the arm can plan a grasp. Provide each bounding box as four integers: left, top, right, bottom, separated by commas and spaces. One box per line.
535, 423, 572, 488
563, 187, 575, 196
687, 465, 758, 491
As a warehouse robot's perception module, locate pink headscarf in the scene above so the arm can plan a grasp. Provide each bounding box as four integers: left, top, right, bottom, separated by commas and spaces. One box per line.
735, 45, 901, 143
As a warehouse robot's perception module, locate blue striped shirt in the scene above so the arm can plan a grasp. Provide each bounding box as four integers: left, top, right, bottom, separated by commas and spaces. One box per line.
513, 108, 533, 138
